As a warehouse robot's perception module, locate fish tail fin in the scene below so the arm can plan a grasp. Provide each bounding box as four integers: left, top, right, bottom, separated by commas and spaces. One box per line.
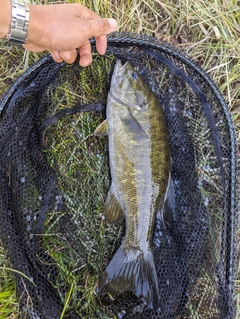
97, 245, 159, 310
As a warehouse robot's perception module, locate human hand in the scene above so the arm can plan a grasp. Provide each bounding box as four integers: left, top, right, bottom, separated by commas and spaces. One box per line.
23, 3, 118, 67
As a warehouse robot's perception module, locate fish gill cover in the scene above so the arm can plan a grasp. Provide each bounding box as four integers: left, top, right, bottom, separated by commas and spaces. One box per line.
0, 32, 239, 319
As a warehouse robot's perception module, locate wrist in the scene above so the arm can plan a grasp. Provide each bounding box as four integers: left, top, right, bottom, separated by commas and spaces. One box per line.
25, 4, 49, 48
0, 0, 12, 38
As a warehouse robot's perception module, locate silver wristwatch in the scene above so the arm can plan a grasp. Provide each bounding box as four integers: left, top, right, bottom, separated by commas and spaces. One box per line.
6, 0, 30, 46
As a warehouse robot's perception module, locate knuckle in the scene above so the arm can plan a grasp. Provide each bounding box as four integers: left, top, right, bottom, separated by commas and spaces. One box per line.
98, 18, 109, 30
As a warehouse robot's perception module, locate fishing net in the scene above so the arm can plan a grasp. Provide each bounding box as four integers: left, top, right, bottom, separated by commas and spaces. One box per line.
0, 32, 239, 319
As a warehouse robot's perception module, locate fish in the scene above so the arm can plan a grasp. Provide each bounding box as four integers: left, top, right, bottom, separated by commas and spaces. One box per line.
94, 60, 171, 310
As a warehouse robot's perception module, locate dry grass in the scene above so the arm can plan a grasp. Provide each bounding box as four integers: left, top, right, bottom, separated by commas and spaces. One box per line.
0, 0, 239, 318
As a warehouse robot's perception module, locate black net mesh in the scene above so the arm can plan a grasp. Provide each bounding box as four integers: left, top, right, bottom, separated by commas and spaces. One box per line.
0, 33, 239, 319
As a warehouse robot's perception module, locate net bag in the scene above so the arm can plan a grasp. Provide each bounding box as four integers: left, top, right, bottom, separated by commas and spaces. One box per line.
0, 33, 239, 319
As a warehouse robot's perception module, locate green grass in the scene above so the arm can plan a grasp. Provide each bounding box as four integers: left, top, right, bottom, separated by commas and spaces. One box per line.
0, 244, 18, 319
0, 0, 239, 318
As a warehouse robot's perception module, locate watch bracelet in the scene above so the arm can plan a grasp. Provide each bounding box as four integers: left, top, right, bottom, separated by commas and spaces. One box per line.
6, 0, 30, 46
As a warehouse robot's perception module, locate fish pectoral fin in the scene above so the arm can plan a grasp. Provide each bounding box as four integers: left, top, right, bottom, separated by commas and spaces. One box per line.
119, 110, 147, 140
96, 245, 159, 310
104, 185, 124, 224
94, 119, 108, 136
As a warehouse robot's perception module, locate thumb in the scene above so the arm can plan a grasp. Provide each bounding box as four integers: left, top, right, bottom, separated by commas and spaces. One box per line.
105, 18, 118, 30
86, 18, 118, 37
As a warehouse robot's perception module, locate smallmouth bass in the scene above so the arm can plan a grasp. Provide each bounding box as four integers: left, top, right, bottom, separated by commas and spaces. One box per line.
95, 60, 171, 310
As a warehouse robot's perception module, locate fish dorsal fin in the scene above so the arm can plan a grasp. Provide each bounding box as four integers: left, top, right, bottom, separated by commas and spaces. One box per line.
119, 110, 147, 140
104, 185, 124, 224
94, 119, 108, 136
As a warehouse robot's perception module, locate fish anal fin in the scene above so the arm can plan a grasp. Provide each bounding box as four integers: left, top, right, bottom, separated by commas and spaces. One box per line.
94, 119, 108, 136
97, 245, 159, 310
104, 185, 124, 224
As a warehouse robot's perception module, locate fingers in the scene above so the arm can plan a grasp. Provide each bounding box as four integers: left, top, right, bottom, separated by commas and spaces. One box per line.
50, 51, 63, 63
95, 35, 107, 55
50, 49, 77, 64
77, 19, 117, 66
60, 50, 77, 63
51, 35, 108, 67
48, 18, 116, 66
44, 6, 117, 67
78, 34, 109, 67
78, 41, 92, 67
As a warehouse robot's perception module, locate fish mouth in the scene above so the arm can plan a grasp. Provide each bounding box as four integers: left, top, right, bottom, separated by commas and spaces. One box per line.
111, 60, 132, 84
111, 60, 122, 85
110, 60, 129, 106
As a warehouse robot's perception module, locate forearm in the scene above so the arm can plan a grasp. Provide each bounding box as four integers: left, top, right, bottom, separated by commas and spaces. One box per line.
0, 0, 11, 38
